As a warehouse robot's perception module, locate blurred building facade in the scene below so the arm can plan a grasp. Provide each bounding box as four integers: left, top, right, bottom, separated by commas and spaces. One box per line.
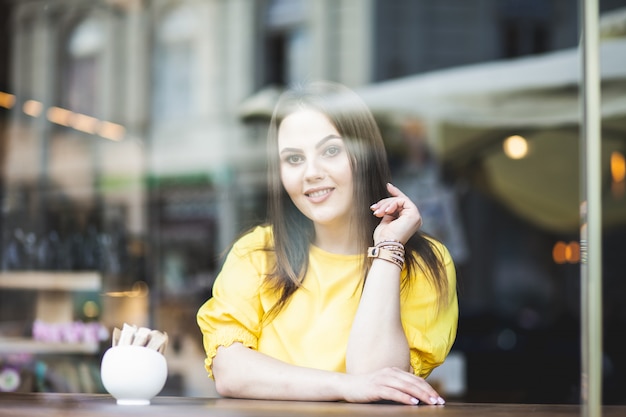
1, 0, 625, 403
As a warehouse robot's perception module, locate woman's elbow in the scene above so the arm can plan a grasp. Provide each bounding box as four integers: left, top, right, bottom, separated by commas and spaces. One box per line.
212, 364, 240, 397
211, 369, 232, 397
213, 374, 235, 398
211, 345, 243, 397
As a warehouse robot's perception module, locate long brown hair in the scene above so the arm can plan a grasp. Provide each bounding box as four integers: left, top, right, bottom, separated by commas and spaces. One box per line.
264, 81, 448, 317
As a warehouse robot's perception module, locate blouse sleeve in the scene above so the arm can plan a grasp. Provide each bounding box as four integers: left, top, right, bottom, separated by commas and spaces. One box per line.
196, 227, 271, 378
402, 241, 459, 379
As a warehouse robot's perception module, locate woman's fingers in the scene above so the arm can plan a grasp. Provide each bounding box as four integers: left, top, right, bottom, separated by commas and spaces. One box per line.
344, 367, 445, 406
370, 184, 423, 243
371, 198, 410, 218
370, 200, 400, 217
380, 368, 444, 405
371, 184, 417, 216
386, 182, 408, 198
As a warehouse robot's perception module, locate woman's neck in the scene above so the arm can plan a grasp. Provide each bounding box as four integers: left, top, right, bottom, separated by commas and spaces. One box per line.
313, 222, 360, 255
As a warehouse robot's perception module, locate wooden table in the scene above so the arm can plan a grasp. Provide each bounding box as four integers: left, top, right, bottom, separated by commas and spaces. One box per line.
1, 393, 625, 417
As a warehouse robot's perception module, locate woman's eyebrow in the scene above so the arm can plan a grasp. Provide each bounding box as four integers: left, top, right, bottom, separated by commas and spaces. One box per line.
279, 134, 342, 155
315, 134, 342, 149
280, 147, 300, 155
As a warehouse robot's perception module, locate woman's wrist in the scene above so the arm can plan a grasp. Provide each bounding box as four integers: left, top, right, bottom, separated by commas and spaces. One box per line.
374, 238, 404, 246
332, 372, 352, 402
367, 240, 405, 270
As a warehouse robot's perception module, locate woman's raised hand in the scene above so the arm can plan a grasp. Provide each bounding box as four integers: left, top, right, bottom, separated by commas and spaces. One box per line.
370, 183, 423, 245
342, 367, 445, 406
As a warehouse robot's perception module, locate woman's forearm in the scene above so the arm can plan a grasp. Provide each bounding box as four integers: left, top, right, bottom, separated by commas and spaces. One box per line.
212, 341, 442, 405
212, 342, 347, 401
345, 258, 410, 374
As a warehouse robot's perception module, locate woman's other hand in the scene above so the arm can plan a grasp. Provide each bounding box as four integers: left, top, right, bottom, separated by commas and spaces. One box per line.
370, 183, 423, 245
342, 367, 445, 406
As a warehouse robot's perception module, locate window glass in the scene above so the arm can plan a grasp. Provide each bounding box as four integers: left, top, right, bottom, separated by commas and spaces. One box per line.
0, 0, 625, 404
152, 6, 196, 122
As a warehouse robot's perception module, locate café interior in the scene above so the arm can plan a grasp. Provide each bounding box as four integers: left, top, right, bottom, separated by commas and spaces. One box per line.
0, 0, 625, 414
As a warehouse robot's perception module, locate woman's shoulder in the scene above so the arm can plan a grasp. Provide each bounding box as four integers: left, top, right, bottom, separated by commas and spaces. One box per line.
231, 224, 274, 254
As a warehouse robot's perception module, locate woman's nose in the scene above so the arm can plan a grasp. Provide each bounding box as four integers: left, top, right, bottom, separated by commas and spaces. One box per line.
304, 159, 324, 181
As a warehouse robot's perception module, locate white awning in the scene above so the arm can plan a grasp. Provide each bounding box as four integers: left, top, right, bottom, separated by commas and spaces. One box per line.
355, 38, 626, 155
354, 39, 626, 233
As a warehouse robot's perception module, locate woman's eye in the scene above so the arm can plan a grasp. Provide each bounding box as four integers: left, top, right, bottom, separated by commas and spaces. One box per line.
324, 145, 341, 157
285, 154, 304, 164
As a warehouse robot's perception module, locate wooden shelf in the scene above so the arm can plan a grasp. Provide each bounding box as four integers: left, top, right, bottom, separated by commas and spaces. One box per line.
0, 271, 102, 326
0, 272, 104, 355
0, 337, 99, 355
0, 271, 101, 291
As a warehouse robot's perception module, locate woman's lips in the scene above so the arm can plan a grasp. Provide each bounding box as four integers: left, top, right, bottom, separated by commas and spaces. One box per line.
305, 188, 333, 202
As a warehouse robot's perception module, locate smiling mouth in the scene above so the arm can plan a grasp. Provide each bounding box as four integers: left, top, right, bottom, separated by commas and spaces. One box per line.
306, 189, 332, 198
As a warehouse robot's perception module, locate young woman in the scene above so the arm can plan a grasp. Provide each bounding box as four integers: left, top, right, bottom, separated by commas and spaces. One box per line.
197, 81, 458, 405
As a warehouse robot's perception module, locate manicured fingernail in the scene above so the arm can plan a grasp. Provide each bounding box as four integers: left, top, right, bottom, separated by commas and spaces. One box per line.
411, 397, 419, 405
438, 397, 446, 405
429, 397, 438, 405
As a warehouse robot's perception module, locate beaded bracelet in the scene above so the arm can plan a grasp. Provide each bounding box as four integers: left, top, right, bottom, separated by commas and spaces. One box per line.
374, 239, 404, 248
374, 240, 405, 258
367, 242, 404, 270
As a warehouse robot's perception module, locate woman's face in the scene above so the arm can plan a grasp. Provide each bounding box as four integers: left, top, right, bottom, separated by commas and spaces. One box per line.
277, 108, 354, 229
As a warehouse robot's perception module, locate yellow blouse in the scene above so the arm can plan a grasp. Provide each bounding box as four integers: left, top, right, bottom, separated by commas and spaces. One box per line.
197, 225, 458, 379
